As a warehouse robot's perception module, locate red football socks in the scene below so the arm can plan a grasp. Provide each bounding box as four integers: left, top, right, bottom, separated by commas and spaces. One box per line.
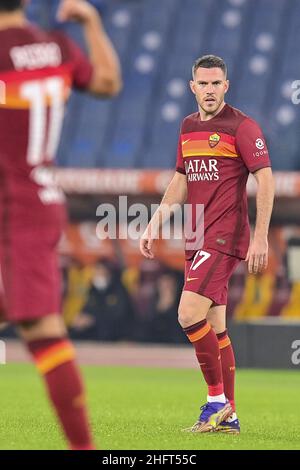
217, 330, 236, 412
27, 337, 95, 450
184, 319, 224, 398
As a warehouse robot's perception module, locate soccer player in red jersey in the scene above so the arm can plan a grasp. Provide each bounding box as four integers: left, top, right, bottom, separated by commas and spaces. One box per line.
140, 55, 274, 433
0, 0, 121, 449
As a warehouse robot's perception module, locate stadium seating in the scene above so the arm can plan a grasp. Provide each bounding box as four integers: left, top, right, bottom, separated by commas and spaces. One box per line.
26, 0, 300, 170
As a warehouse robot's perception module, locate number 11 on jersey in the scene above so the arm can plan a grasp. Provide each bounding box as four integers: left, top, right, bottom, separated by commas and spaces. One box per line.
20, 76, 65, 166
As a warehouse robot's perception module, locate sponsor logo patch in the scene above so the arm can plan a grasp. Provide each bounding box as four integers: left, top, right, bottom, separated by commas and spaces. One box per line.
255, 138, 265, 150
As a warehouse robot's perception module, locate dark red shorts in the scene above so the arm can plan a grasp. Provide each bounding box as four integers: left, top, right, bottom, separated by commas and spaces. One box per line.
183, 247, 241, 305
0, 227, 63, 324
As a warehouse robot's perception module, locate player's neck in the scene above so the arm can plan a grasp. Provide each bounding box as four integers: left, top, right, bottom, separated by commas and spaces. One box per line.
199, 101, 226, 122
0, 10, 26, 30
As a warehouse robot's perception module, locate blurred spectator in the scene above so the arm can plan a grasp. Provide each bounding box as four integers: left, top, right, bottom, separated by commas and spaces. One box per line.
62, 257, 94, 327
70, 260, 135, 341
135, 268, 186, 343
132, 258, 164, 322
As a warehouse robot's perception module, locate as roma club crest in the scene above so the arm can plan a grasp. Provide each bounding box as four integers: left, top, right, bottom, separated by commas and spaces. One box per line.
209, 133, 220, 148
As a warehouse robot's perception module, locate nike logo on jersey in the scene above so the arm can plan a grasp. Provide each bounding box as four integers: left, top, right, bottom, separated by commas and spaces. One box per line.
186, 277, 199, 282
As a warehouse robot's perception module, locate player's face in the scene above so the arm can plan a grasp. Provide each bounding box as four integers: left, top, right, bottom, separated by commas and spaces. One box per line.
190, 67, 229, 116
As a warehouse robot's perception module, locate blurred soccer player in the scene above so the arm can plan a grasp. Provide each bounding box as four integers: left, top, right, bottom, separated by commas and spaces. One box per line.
0, 0, 121, 449
140, 55, 274, 433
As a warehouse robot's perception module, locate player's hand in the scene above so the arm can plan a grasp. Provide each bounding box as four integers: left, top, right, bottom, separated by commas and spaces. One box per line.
57, 0, 99, 24
245, 237, 268, 274
140, 230, 155, 259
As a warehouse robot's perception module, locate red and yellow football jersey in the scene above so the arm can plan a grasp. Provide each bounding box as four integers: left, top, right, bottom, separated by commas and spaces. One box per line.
0, 24, 93, 231
176, 104, 271, 260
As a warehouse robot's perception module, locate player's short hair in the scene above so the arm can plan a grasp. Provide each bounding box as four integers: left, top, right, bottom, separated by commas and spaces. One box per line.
192, 55, 228, 79
0, 0, 23, 11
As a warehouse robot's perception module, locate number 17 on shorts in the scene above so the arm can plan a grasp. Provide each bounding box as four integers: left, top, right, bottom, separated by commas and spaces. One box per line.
184, 248, 241, 305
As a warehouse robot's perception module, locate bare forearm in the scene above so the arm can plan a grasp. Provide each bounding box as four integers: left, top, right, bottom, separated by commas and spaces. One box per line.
83, 14, 121, 94
148, 172, 187, 235
140, 172, 187, 258
254, 173, 275, 240
246, 168, 274, 273
161, 174, 187, 206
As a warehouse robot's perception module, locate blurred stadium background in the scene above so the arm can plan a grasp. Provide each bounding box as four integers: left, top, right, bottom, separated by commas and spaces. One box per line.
3, 0, 300, 369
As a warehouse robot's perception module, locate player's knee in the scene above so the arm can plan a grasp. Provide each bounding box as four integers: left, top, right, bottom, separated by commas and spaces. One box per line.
207, 315, 226, 334
210, 322, 225, 334
208, 317, 217, 331
18, 319, 40, 331
17, 314, 66, 341
178, 303, 198, 328
17, 319, 42, 340
178, 295, 209, 328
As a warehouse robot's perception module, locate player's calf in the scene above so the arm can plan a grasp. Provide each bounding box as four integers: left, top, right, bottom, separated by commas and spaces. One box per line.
18, 315, 95, 450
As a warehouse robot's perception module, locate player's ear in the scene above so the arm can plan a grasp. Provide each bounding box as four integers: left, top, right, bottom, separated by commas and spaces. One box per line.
224, 80, 229, 94
189, 80, 196, 95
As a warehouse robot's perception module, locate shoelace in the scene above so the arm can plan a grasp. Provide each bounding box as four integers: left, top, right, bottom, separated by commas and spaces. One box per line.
198, 403, 213, 422
186, 404, 212, 431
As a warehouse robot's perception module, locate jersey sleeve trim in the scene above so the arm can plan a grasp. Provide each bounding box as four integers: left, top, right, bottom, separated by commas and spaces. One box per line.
248, 162, 271, 173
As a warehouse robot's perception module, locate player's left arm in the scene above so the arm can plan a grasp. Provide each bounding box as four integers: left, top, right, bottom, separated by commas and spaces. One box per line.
246, 167, 275, 274
236, 117, 275, 274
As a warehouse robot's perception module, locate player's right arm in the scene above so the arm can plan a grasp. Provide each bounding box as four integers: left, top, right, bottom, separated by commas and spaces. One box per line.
140, 125, 187, 259
140, 171, 187, 259
57, 0, 122, 96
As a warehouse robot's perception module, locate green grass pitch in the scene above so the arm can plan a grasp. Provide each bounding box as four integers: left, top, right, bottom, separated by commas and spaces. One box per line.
0, 364, 299, 450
